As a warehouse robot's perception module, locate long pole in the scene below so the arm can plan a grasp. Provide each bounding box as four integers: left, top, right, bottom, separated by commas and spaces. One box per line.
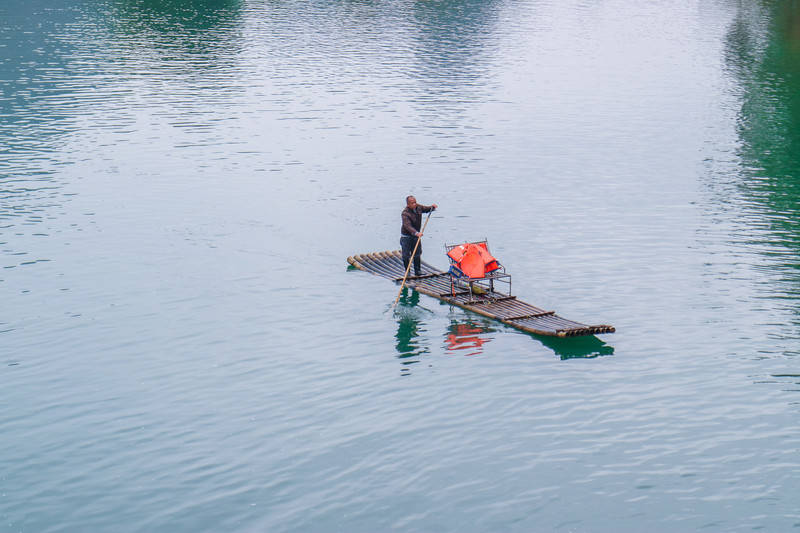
393, 210, 433, 308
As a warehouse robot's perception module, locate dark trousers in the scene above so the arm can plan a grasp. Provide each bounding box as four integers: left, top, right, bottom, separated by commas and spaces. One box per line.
400, 234, 422, 276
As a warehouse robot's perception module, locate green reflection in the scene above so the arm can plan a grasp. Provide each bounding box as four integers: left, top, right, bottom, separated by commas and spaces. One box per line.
112, 0, 243, 32
535, 334, 615, 360
109, 0, 244, 57
394, 288, 429, 373
409, 0, 502, 107
723, 3, 800, 330
444, 309, 614, 360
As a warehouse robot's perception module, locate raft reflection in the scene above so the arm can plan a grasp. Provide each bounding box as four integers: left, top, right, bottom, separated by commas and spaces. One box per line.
394, 288, 614, 368
535, 334, 615, 360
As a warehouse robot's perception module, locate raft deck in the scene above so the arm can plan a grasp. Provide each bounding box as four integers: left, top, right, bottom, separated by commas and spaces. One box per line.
348, 250, 615, 338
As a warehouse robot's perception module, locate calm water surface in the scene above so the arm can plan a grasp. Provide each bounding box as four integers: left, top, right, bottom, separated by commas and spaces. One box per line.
2, 1, 800, 531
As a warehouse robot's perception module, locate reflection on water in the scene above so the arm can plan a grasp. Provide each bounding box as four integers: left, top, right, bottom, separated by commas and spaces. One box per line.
6, 1, 800, 530
443, 309, 613, 360
444, 318, 495, 357
394, 288, 429, 375
112, 0, 243, 30
408, 0, 502, 145
0, 0, 245, 272
108, 0, 244, 58
725, 3, 800, 318
410, 0, 501, 87
535, 334, 614, 360
0, 3, 77, 271
393, 288, 614, 364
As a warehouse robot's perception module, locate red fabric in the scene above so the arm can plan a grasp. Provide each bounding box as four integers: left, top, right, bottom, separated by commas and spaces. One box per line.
460, 247, 485, 278
447, 243, 500, 278
447, 245, 466, 263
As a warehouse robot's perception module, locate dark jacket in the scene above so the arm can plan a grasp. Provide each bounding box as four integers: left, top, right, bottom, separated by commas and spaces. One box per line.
401, 204, 434, 236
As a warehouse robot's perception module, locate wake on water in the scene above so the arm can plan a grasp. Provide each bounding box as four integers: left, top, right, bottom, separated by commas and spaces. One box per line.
389, 303, 434, 320
386, 288, 435, 319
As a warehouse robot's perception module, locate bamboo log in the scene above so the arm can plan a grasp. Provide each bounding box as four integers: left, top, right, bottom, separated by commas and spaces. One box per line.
349, 249, 613, 337
504, 311, 555, 321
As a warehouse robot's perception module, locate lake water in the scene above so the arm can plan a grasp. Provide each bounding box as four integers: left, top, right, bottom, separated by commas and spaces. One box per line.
2, 1, 799, 531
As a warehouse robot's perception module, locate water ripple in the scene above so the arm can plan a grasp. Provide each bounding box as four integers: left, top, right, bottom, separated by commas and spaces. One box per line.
2, 1, 800, 532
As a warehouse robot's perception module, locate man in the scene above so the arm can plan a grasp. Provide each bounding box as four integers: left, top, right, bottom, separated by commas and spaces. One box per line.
401, 195, 438, 277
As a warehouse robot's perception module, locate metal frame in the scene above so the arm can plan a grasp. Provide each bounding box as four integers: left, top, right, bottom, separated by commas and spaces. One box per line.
444, 240, 512, 303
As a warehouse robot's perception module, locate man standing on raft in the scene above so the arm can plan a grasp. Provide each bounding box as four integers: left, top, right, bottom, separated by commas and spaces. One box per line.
401, 195, 437, 277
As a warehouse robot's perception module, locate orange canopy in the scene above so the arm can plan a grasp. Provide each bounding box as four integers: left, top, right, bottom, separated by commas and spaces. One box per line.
447, 242, 500, 278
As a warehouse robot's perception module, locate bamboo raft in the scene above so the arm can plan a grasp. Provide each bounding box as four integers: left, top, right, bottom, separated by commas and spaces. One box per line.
347, 250, 615, 338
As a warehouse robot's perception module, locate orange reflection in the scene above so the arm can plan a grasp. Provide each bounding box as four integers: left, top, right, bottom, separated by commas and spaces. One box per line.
444, 321, 493, 356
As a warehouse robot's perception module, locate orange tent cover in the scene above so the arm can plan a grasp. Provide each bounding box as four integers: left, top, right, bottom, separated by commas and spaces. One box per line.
447, 242, 501, 278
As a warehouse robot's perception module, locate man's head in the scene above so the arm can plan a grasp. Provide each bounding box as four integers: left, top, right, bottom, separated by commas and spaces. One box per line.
406, 195, 417, 209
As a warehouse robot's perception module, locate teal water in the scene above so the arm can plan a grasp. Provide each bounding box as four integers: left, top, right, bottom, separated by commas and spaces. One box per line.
2, 1, 800, 531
